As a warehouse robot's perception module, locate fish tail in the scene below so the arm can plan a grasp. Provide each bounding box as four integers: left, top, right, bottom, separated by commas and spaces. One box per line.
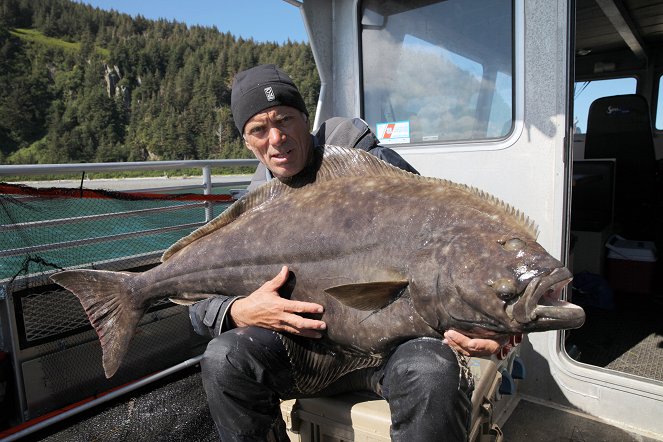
50, 269, 143, 378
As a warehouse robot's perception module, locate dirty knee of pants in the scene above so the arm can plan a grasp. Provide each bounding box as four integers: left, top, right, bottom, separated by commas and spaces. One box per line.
380, 338, 472, 442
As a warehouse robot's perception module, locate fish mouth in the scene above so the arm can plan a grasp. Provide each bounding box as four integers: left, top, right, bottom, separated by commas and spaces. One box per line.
506, 267, 585, 329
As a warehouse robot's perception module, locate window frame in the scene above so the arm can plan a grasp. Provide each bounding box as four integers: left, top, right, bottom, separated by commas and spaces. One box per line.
358, 0, 524, 153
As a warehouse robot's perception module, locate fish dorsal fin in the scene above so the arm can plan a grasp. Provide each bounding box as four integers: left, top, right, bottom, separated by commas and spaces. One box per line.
161, 150, 321, 261
162, 145, 538, 261
161, 145, 410, 261
324, 280, 409, 311
315, 144, 410, 179
316, 146, 538, 239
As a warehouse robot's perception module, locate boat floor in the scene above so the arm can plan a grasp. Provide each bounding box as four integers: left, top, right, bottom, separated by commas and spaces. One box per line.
566, 289, 663, 382
502, 397, 661, 442
21, 366, 218, 442
19, 365, 663, 442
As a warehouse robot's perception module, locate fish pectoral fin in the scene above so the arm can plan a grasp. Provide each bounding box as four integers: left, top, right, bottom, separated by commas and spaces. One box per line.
169, 298, 196, 306
169, 293, 216, 306
324, 280, 409, 311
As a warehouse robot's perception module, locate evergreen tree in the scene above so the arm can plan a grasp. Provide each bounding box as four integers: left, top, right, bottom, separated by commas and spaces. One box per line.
0, 0, 320, 165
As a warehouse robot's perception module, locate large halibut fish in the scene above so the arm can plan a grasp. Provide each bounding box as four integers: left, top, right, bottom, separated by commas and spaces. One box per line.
51, 145, 585, 382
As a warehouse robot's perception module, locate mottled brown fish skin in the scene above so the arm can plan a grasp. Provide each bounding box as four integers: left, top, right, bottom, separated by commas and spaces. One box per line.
50, 145, 584, 377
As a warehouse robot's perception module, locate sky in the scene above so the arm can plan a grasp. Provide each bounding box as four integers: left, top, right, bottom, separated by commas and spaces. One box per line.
76, 0, 309, 44
573, 78, 639, 133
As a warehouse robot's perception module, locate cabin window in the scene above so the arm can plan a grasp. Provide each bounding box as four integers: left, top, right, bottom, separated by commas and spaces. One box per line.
360, 0, 514, 145
573, 78, 637, 134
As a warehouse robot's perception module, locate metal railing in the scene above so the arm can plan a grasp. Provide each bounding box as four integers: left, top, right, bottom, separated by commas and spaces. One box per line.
0, 158, 258, 430
0, 158, 258, 175
0, 159, 258, 222
0, 159, 258, 280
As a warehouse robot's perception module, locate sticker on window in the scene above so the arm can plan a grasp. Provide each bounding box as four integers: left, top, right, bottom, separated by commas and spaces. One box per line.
376, 121, 410, 144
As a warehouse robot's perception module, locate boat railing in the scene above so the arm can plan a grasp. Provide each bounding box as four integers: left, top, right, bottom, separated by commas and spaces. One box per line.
0, 159, 257, 433
0, 159, 258, 286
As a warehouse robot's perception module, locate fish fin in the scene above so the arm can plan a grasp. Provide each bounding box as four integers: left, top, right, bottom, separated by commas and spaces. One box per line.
324, 280, 409, 311
277, 334, 384, 394
161, 145, 412, 262
168, 298, 196, 306
162, 144, 537, 260
50, 270, 144, 378
168, 293, 214, 306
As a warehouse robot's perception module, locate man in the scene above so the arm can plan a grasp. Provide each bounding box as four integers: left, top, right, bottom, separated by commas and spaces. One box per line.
190, 64, 504, 441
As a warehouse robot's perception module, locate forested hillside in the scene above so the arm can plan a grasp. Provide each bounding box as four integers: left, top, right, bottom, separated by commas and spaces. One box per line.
0, 0, 320, 164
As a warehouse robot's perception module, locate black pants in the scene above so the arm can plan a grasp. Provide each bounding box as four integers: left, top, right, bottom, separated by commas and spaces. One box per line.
200, 327, 472, 442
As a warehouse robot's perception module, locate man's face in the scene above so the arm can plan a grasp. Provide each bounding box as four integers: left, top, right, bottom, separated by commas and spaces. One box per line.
243, 106, 311, 178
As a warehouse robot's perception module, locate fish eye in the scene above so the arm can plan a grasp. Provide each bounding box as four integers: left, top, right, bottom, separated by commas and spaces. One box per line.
502, 238, 526, 252
492, 278, 518, 301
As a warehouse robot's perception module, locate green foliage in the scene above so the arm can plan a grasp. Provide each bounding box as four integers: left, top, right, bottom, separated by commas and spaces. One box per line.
0, 0, 320, 165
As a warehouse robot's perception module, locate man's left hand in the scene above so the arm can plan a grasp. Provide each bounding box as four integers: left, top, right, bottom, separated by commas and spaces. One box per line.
443, 330, 509, 357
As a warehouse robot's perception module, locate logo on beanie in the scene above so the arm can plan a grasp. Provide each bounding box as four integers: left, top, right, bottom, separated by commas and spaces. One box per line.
264, 87, 275, 102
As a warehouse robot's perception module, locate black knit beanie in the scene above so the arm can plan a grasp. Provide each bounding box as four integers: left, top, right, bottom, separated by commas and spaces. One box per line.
231, 64, 308, 133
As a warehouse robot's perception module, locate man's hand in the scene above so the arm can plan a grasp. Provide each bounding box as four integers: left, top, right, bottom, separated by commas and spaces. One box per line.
229, 266, 327, 338
443, 330, 509, 357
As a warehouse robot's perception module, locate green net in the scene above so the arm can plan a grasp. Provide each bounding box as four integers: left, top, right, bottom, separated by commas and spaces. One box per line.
0, 180, 239, 424
0, 181, 237, 349
1, 182, 235, 284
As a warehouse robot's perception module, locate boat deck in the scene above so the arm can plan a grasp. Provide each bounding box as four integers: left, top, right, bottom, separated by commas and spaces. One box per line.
502, 397, 661, 442
20, 366, 217, 442
566, 284, 663, 383
19, 362, 663, 442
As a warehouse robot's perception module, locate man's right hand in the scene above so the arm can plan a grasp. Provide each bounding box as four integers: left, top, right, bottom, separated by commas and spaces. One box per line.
229, 266, 327, 338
